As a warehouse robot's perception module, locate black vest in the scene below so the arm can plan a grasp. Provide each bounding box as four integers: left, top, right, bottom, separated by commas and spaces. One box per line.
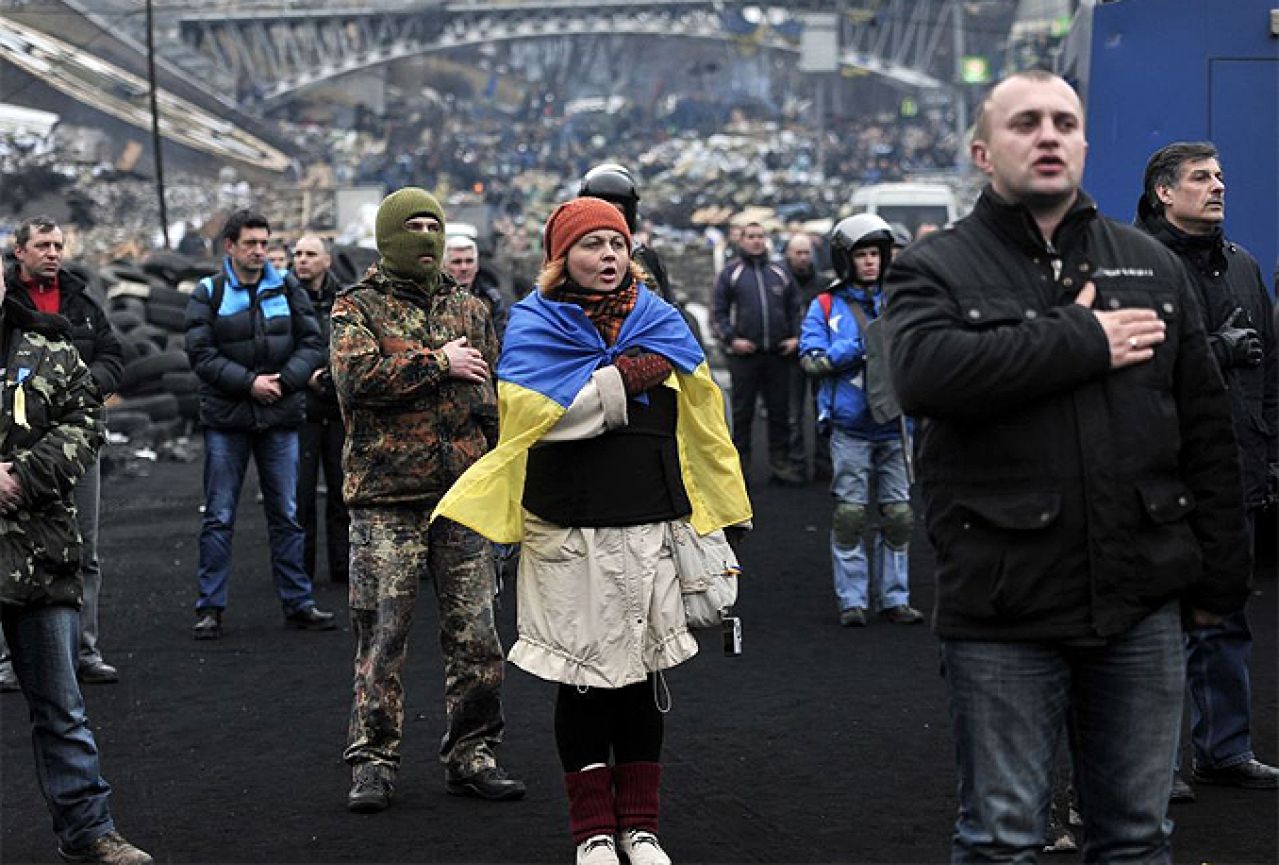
523, 386, 691, 527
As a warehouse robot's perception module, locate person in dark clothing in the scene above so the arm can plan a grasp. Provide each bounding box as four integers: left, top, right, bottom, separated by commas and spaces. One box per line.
0, 264, 153, 865
1136, 141, 1279, 798
288, 235, 350, 585
711, 221, 803, 485
444, 235, 508, 341
782, 231, 830, 479
0, 216, 123, 692
885, 70, 1250, 862
183, 209, 335, 639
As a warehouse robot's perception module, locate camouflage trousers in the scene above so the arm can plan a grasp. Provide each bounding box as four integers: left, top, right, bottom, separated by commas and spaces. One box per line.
342, 508, 506, 777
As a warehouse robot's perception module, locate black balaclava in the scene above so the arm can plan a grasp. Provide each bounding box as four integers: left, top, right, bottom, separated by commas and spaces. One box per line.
376, 187, 446, 284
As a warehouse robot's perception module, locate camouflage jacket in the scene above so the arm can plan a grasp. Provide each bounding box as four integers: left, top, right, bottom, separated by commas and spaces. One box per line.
0, 299, 106, 608
331, 266, 498, 509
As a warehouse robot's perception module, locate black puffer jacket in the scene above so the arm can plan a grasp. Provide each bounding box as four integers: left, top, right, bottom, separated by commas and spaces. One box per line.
184, 260, 323, 431
1136, 208, 1277, 510
885, 188, 1249, 641
4, 260, 123, 398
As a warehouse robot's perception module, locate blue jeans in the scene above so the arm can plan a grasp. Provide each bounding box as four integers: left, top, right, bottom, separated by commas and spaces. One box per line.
196, 427, 315, 615
1183, 605, 1255, 769
1, 602, 114, 849
829, 431, 910, 611
941, 600, 1184, 864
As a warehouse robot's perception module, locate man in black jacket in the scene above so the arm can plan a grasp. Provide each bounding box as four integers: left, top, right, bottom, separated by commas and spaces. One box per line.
184, 210, 334, 639
0, 216, 123, 692
711, 221, 803, 485
288, 235, 350, 586
1136, 141, 1279, 797
885, 71, 1249, 862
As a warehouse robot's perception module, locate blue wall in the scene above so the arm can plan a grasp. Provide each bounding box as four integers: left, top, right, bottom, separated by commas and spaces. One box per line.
1084, 0, 1278, 291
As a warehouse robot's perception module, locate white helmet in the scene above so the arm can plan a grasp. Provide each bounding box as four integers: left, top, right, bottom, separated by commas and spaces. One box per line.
830, 213, 894, 282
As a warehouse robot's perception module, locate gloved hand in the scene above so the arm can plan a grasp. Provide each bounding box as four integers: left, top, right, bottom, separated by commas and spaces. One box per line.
1213, 308, 1263, 369
799, 351, 834, 377
614, 349, 673, 397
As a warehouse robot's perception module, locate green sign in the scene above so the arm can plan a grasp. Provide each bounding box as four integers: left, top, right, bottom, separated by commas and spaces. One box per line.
960, 56, 991, 85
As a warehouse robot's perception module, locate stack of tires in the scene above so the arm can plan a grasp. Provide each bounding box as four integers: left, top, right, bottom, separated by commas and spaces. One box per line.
102, 254, 218, 445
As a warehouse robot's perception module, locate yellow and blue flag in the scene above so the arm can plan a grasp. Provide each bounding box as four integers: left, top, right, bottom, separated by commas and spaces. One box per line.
433, 285, 751, 543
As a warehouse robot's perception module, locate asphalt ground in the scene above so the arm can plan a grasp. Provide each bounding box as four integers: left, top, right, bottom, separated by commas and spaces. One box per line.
2, 441, 1276, 865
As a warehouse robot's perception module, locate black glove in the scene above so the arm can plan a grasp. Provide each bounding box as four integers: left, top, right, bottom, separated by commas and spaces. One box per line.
1214, 308, 1263, 369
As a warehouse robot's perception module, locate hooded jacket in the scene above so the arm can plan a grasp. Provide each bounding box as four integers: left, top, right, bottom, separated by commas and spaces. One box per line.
1135, 203, 1277, 509
4, 259, 123, 399
184, 258, 323, 431
0, 297, 105, 608
885, 187, 1249, 641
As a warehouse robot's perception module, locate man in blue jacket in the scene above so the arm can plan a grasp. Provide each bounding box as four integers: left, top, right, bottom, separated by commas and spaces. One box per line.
799, 214, 923, 628
184, 210, 334, 639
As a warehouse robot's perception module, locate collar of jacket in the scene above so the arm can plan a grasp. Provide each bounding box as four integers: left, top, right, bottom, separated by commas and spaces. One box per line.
286, 269, 342, 300
3, 260, 86, 301
1134, 209, 1227, 275
740, 250, 771, 266
222, 256, 285, 291
974, 184, 1098, 256
366, 263, 455, 311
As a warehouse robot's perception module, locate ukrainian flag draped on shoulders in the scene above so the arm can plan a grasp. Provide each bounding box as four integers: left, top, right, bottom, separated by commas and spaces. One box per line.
434, 284, 751, 543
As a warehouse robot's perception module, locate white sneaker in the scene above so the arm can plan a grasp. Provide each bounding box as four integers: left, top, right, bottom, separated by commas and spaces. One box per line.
576, 834, 619, 865
617, 829, 671, 865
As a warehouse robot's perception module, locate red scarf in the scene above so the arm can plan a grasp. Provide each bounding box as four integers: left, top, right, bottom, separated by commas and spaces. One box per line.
549, 276, 637, 347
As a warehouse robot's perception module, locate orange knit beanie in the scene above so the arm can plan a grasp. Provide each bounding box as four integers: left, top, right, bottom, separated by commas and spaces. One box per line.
542, 198, 631, 263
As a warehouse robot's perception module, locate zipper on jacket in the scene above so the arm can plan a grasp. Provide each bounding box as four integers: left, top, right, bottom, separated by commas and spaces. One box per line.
753, 262, 771, 349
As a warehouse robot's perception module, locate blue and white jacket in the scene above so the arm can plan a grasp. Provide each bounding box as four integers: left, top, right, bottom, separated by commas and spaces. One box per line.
799, 283, 899, 441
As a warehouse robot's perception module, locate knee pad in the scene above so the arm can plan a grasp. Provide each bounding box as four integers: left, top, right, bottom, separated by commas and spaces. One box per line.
832, 503, 867, 547
879, 502, 914, 549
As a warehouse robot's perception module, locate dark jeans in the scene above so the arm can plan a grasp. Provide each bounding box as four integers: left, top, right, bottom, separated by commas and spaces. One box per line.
195, 427, 315, 615
941, 600, 1183, 863
726, 351, 794, 475
1, 603, 115, 849
298, 417, 350, 583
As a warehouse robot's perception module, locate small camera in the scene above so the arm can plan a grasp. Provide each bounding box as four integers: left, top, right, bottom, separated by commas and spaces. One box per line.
721, 615, 742, 657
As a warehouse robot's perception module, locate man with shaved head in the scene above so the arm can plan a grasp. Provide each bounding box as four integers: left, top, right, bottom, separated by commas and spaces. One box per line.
885, 70, 1249, 860
288, 235, 350, 585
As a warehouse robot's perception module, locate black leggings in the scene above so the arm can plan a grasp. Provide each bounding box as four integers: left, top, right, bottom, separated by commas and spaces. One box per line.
554, 676, 664, 771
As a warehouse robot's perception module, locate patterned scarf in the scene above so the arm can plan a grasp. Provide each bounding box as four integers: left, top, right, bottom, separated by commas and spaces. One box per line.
548, 271, 637, 347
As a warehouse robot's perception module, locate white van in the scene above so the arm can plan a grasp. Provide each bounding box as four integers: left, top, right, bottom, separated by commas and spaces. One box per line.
849, 182, 961, 237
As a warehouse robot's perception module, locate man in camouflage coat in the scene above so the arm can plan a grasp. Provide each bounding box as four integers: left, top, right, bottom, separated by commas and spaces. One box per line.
0, 266, 152, 864
332, 187, 525, 813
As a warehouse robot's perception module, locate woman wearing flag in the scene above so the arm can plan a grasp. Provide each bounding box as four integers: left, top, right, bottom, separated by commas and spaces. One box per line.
435, 198, 750, 865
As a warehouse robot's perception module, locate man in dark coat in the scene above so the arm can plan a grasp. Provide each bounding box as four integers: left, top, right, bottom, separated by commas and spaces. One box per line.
0, 215, 123, 691
288, 235, 350, 586
711, 221, 803, 485
885, 70, 1249, 862
183, 209, 334, 639
1136, 141, 1279, 797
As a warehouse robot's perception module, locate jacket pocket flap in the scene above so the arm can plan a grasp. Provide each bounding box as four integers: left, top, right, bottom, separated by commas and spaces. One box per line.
957, 295, 1031, 326
1136, 479, 1195, 524
959, 492, 1062, 530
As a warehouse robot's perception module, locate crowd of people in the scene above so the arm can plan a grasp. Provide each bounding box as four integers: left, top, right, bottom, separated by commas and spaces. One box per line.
0, 68, 1275, 865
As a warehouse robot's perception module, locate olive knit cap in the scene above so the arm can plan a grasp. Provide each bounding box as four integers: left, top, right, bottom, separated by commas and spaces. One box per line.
542, 197, 631, 264
376, 187, 446, 282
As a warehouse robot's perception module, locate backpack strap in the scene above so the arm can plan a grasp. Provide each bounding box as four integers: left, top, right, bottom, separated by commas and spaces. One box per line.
199, 273, 227, 319
818, 291, 833, 321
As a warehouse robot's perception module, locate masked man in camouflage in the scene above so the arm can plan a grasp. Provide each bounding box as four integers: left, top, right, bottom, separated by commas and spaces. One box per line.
0, 267, 151, 863
332, 187, 525, 813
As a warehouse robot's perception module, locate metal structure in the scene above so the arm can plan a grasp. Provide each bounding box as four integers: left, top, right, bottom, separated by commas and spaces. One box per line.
174, 1, 979, 106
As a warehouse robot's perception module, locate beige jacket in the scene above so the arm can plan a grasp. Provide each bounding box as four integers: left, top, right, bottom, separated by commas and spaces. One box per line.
508, 365, 698, 687
509, 513, 698, 688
